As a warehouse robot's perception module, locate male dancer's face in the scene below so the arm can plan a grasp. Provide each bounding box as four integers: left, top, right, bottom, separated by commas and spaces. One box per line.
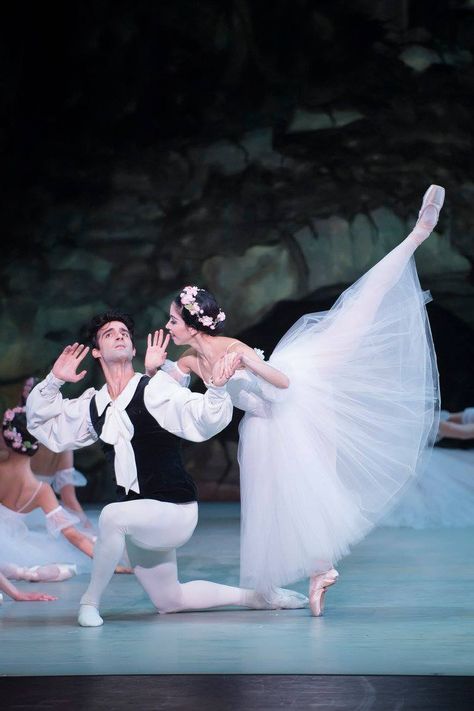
92, 321, 136, 364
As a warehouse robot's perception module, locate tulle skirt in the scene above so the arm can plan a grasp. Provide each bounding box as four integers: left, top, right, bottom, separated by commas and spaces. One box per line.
239, 247, 439, 594
0, 505, 93, 574
381, 447, 474, 528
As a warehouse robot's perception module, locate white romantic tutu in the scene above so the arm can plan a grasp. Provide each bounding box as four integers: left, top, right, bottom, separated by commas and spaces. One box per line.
381, 447, 474, 528
238, 244, 439, 594
0, 504, 93, 574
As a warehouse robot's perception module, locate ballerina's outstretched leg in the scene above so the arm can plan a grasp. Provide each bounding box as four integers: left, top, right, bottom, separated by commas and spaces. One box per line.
307, 185, 444, 616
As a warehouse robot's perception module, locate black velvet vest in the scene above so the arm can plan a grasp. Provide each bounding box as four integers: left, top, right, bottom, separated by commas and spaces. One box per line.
89, 376, 197, 503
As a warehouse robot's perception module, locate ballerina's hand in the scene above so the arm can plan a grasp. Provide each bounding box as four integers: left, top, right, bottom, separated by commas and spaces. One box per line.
210, 353, 240, 387
232, 352, 247, 370
145, 330, 171, 375
14, 591, 58, 601
52, 343, 90, 383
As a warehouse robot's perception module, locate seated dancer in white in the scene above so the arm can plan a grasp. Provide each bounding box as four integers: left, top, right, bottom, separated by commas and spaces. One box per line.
146, 185, 444, 616
26, 311, 307, 628
20, 377, 93, 530
0, 408, 97, 579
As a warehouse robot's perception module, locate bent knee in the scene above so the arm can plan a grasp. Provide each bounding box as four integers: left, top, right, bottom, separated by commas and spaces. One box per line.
98, 503, 123, 532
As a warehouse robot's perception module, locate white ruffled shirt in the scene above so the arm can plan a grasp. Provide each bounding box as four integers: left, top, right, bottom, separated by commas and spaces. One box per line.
26, 371, 233, 495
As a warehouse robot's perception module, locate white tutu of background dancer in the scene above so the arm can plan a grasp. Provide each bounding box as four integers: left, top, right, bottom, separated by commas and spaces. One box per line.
382, 406, 474, 528
0, 407, 96, 577
148, 185, 444, 616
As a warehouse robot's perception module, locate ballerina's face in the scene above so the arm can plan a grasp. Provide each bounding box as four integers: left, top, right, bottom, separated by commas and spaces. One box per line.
166, 302, 196, 346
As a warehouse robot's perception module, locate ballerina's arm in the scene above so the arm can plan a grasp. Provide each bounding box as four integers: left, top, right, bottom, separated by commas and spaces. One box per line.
0, 572, 57, 601
174, 345, 289, 389
230, 344, 290, 389
438, 420, 474, 440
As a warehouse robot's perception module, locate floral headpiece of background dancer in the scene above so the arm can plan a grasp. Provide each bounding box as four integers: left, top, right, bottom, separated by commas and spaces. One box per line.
176, 286, 226, 334
2, 407, 39, 457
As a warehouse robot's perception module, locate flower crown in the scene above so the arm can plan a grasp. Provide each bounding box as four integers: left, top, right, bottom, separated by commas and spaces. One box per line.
2, 406, 39, 454
179, 286, 226, 331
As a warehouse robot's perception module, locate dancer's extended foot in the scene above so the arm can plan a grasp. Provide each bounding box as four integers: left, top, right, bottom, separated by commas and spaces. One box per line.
264, 587, 309, 609
247, 587, 309, 610
78, 604, 103, 627
412, 185, 445, 245
309, 569, 339, 617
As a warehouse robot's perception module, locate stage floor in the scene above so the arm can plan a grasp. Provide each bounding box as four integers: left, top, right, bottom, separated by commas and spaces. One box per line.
1, 503, 473, 677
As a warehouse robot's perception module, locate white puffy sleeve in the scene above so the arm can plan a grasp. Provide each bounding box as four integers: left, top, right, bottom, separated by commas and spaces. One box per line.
25, 373, 98, 452
160, 359, 191, 387
144, 370, 232, 442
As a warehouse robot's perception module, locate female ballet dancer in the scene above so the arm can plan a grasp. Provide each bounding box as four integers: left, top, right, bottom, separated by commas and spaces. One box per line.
0, 407, 109, 576
146, 184, 444, 616
20, 377, 93, 530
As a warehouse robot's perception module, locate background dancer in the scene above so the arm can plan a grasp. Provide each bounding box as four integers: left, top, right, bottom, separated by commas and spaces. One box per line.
20, 377, 93, 531
0, 407, 95, 578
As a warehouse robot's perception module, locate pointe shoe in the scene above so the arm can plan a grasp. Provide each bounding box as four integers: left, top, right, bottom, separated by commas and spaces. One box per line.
309, 568, 339, 617
26, 564, 77, 582
416, 185, 445, 233
48, 564, 77, 582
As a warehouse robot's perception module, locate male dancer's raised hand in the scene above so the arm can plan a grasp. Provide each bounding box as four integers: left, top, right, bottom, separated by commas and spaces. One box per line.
52, 343, 90, 382
145, 329, 171, 375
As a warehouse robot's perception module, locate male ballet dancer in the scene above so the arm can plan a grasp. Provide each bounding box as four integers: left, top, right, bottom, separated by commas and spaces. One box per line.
27, 311, 307, 626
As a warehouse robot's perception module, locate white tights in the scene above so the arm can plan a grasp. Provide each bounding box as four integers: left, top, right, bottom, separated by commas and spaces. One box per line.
80, 499, 259, 614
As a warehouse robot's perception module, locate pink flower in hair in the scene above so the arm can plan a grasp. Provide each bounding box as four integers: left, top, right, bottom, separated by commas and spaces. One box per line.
199, 315, 214, 327
3, 409, 15, 422
187, 302, 202, 315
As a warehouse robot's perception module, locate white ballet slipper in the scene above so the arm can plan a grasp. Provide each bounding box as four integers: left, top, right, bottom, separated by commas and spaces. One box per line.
78, 604, 103, 627
250, 587, 309, 610
264, 588, 309, 609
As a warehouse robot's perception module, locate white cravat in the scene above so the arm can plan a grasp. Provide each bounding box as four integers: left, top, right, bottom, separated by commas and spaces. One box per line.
96, 373, 143, 494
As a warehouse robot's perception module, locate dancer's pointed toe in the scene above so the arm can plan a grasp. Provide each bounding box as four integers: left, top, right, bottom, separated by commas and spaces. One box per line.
309, 569, 339, 617
417, 184, 445, 232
